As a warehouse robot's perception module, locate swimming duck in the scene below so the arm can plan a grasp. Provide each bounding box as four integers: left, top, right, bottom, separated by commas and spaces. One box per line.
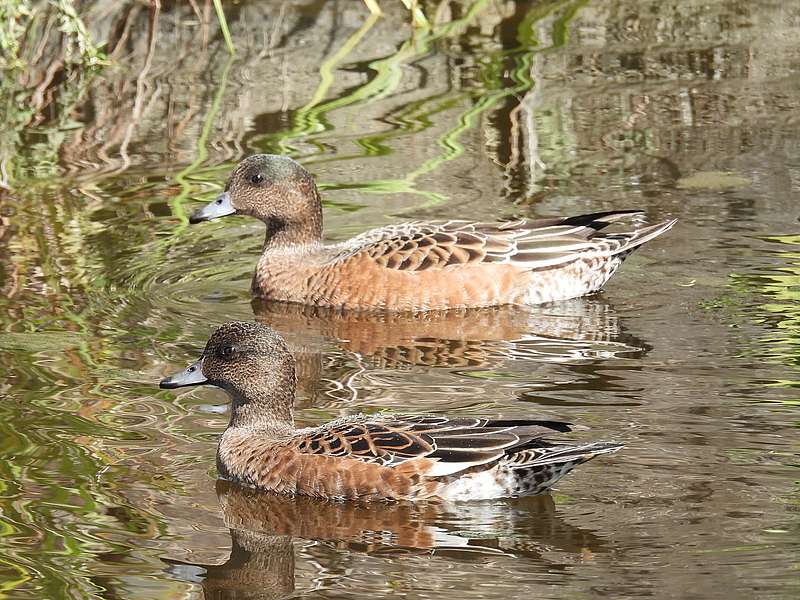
159, 321, 623, 501
188, 155, 675, 311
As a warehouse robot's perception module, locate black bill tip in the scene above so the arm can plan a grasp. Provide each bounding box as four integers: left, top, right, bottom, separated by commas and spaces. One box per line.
188, 210, 209, 225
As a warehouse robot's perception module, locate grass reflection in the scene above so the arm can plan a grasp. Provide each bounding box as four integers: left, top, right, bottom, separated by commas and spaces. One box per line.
256, 0, 582, 209
172, 55, 236, 224
732, 234, 800, 397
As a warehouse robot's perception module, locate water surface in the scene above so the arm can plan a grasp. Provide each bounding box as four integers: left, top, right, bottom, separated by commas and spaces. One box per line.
0, 1, 798, 598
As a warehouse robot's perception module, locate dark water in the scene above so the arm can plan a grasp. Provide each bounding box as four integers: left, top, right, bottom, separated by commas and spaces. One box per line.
1, 1, 799, 598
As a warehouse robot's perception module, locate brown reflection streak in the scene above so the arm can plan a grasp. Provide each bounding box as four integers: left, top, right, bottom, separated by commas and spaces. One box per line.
251, 297, 640, 405
252, 297, 628, 368
162, 481, 612, 599
219, 481, 444, 551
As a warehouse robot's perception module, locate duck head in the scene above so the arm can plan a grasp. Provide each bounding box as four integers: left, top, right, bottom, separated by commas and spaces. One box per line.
160, 321, 297, 428
189, 155, 323, 246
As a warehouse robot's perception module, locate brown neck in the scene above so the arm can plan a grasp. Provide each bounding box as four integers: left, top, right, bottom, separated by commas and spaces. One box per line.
226, 367, 296, 432
263, 185, 323, 250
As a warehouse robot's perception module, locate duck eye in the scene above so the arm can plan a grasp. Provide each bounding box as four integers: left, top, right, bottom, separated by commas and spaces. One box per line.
249, 173, 264, 185
219, 345, 236, 358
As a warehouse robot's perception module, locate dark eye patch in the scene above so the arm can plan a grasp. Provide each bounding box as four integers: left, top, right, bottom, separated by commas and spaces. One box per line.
249, 173, 264, 185
219, 345, 237, 358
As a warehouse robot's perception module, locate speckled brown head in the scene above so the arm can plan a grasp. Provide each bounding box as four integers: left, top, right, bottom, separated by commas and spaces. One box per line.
189, 155, 323, 246
160, 321, 297, 429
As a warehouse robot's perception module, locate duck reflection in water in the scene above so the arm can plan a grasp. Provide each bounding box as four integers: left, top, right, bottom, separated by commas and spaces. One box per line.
251, 296, 648, 406
163, 481, 611, 600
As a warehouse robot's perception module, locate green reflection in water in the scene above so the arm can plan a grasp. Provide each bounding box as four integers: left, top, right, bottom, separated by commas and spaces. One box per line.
731, 234, 800, 400
0, 180, 224, 596
255, 0, 581, 210
172, 56, 237, 224
0, 4, 591, 595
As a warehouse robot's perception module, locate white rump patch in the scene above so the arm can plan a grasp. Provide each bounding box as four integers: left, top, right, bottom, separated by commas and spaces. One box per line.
439, 467, 514, 501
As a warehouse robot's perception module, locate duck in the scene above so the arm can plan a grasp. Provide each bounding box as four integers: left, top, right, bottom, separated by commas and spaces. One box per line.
159, 321, 623, 502
188, 154, 676, 311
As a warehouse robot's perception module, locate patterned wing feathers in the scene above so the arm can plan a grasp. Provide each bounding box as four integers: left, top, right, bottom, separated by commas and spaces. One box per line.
291, 415, 588, 479
365, 227, 490, 271
296, 422, 434, 466
340, 211, 673, 274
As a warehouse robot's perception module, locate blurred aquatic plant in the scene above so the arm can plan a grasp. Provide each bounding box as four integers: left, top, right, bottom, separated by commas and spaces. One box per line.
211, 0, 235, 54
0, 0, 107, 187
364, 0, 429, 27
0, 0, 105, 68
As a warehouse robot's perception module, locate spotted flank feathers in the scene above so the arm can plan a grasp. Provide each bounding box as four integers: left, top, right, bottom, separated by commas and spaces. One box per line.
188, 154, 676, 311
160, 322, 623, 502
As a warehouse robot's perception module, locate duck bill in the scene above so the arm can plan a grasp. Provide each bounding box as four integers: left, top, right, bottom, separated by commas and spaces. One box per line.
160, 359, 207, 389
189, 192, 236, 224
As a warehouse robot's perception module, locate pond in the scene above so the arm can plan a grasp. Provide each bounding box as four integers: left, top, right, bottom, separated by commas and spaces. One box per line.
0, 1, 798, 598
